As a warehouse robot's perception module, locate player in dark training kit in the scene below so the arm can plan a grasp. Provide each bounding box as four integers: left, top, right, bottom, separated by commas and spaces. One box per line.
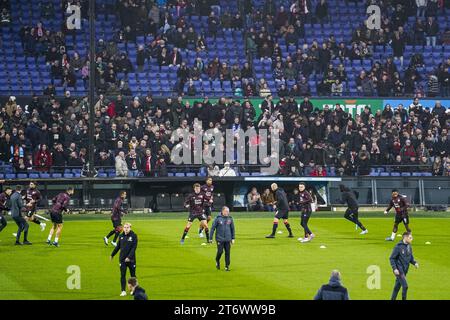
25, 182, 46, 232
266, 183, 293, 238
46, 187, 74, 247
104, 191, 128, 247
297, 183, 315, 243
0, 187, 13, 233
339, 185, 368, 235
199, 177, 214, 238
384, 189, 411, 241
180, 183, 209, 244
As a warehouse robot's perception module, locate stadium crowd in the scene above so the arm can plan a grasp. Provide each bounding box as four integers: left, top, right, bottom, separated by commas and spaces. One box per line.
0, 0, 449, 178
0, 92, 448, 177
9, 0, 450, 98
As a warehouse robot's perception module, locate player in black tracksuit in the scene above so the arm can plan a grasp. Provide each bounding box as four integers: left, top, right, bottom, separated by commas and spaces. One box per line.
0, 187, 12, 233
389, 232, 419, 300
266, 183, 293, 238
180, 183, 209, 244
111, 222, 138, 296
384, 189, 411, 241
298, 183, 315, 242
339, 185, 368, 234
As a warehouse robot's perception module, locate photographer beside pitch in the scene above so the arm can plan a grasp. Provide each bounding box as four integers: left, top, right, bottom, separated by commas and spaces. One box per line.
209, 206, 235, 271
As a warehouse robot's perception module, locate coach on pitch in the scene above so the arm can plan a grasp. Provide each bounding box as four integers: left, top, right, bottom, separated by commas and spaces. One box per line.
11, 185, 31, 245
209, 206, 235, 271
111, 222, 138, 297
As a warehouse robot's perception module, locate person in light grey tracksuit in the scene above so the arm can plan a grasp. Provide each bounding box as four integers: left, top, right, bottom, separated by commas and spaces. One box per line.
209, 206, 235, 271
10, 185, 31, 245
314, 270, 350, 300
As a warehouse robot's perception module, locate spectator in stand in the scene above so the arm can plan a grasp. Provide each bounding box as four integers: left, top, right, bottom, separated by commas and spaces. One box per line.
310, 165, 327, 177
115, 151, 128, 177
218, 162, 236, 177
34, 144, 52, 172
247, 187, 264, 211
261, 188, 275, 212
315, 0, 329, 26
425, 16, 439, 47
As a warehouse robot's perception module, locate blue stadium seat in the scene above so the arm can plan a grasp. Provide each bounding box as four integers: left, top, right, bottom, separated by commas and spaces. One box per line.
29, 173, 39, 179
64, 173, 74, 178
17, 173, 27, 179
39, 173, 50, 179
5, 173, 16, 179
52, 173, 62, 178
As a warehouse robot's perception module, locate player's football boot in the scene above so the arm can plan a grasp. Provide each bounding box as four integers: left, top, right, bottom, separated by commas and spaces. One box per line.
265, 234, 275, 238
23, 241, 32, 245
120, 291, 127, 297
103, 237, 109, 246
385, 237, 394, 241
40, 223, 46, 232
52, 241, 59, 247
216, 262, 220, 270
360, 230, 368, 235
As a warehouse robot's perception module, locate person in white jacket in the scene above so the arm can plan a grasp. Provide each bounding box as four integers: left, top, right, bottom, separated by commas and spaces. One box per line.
218, 162, 237, 177
115, 151, 128, 177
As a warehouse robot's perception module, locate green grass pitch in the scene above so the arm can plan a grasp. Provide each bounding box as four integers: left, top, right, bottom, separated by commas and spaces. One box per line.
1, 211, 449, 300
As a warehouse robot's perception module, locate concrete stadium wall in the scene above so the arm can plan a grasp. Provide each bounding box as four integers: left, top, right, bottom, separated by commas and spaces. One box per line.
2, 177, 449, 210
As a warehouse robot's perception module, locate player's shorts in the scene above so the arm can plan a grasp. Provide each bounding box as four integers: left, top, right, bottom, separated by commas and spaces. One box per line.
204, 206, 212, 217
395, 214, 409, 225
275, 210, 289, 220
112, 218, 122, 229
50, 212, 63, 224
188, 213, 207, 222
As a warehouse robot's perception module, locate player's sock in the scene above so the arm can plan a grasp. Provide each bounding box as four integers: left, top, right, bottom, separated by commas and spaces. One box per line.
284, 222, 293, 236
33, 219, 41, 225
204, 228, 209, 241
54, 237, 59, 243
182, 227, 190, 240
47, 234, 52, 241
198, 227, 203, 235
391, 232, 396, 240
271, 222, 278, 236
106, 230, 115, 239
356, 220, 366, 231
113, 232, 120, 243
